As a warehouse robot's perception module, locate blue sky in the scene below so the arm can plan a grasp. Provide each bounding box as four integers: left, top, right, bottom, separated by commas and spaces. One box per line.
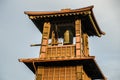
0, 0, 120, 80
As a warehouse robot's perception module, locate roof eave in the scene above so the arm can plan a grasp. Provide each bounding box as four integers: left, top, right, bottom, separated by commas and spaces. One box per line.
24, 5, 94, 16
24, 5, 105, 37
89, 10, 105, 37
18, 56, 106, 79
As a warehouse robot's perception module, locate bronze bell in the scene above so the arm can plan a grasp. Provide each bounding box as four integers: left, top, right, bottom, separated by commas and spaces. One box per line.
63, 30, 73, 45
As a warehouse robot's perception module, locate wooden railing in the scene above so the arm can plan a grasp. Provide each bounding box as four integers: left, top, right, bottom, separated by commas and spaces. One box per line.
46, 45, 75, 58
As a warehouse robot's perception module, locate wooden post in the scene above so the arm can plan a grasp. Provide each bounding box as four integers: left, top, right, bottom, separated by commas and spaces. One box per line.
36, 66, 44, 80
76, 65, 83, 80
40, 22, 51, 58
75, 19, 82, 57
76, 65, 91, 80
83, 33, 89, 57
51, 31, 58, 45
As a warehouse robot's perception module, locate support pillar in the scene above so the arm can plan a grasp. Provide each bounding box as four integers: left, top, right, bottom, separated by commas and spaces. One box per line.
40, 22, 51, 58
75, 19, 82, 57
36, 66, 44, 80
83, 33, 89, 57
76, 65, 91, 80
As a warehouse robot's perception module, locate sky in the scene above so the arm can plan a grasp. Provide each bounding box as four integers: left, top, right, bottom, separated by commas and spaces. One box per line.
0, 0, 120, 80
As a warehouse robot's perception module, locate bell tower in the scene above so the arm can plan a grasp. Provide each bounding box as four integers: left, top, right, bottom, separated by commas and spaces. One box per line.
19, 6, 106, 80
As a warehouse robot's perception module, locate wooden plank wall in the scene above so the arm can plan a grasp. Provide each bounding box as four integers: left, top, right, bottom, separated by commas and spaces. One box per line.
36, 65, 91, 80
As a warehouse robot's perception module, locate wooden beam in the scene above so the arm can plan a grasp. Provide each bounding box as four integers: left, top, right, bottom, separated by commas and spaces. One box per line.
40, 22, 51, 58
75, 19, 82, 57
83, 33, 89, 56
89, 14, 101, 37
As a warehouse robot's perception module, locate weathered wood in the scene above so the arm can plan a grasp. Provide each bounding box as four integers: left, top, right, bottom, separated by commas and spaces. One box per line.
76, 65, 91, 80
36, 66, 44, 80
40, 22, 51, 58
75, 19, 82, 57
38, 66, 76, 80
19, 56, 95, 63
47, 45, 75, 58
83, 33, 89, 57
35, 65, 91, 80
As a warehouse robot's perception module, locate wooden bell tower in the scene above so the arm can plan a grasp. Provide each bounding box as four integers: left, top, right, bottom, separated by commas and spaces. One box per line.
19, 6, 106, 80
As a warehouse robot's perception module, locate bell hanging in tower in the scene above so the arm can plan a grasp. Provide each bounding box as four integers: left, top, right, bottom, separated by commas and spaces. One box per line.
63, 30, 73, 45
